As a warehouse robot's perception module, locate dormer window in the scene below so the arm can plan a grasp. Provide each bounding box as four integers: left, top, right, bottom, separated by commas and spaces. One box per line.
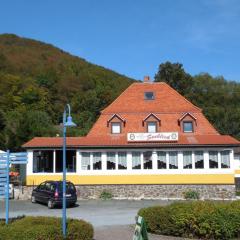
107, 114, 126, 134
178, 113, 196, 133
147, 122, 157, 133
143, 113, 160, 133
111, 122, 121, 134
183, 122, 193, 133
144, 92, 154, 100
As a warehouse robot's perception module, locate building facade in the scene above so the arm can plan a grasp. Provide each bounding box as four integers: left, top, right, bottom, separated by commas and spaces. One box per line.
23, 81, 240, 199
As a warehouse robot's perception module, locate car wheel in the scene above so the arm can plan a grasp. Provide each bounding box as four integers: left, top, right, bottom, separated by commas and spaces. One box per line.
48, 199, 54, 209
31, 195, 36, 203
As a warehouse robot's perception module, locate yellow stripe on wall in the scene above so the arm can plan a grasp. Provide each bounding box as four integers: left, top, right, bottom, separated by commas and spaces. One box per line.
235, 170, 240, 174
26, 174, 235, 186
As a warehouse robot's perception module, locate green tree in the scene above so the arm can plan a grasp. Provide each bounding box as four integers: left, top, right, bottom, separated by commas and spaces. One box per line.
4, 110, 56, 151
154, 61, 193, 95
154, 62, 240, 140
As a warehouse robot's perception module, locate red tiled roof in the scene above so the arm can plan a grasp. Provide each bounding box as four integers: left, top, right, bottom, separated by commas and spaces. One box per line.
102, 82, 201, 113
23, 135, 240, 148
88, 83, 218, 136
88, 112, 218, 136
22, 82, 240, 148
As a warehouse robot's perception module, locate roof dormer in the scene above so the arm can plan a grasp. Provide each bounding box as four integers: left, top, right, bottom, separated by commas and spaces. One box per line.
142, 113, 161, 133
143, 113, 161, 125
178, 112, 197, 133
107, 114, 126, 134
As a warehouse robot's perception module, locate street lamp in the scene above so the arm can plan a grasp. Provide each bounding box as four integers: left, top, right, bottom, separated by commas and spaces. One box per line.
62, 104, 76, 238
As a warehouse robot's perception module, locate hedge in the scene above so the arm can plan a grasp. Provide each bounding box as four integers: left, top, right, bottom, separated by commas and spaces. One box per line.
0, 216, 94, 240
138, 201, 240, 239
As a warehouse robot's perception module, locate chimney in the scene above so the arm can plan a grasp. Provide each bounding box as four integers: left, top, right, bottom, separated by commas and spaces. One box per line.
143, 76, 150, 83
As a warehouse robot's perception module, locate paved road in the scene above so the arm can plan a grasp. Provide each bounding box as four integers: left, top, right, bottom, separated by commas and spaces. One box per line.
0, 199, 171, 227
94, 225, 185, 240
0, 199, 183, 240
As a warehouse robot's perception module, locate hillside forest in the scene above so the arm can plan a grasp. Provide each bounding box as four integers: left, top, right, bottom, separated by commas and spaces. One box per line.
0, 34, 239, 151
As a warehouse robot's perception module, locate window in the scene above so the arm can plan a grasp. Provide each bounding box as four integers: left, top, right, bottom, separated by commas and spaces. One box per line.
157, 152, 166, 169
33, 150, 53, 173
209, 151, 218, 168
132, 152, 141, 169
143, 151, 152, 169
195, 151, 204, 169
169, 152, 178, 169
45, 182, 53, 192
144, 92, 154, 100
107, 152, 116, 170
93, 152, 102, 170
147, 122, 157, 133
220, 150, 230, 168
111, 122, 121, 134
183, 151, 192, 169
183, 122, 193, 133
118, 152, 127, 170
81, 152, 91, 170
38, 182, 46, 190
56, 150, 76, 172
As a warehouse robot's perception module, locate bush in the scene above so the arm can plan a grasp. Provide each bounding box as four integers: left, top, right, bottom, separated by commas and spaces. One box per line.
138, 201, 240, 239
100, 190, 113, 200
184, 189, 200, 200
0, 216, 94, 240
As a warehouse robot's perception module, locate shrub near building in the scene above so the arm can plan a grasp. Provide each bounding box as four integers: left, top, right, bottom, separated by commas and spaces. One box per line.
0, 216, 94, 240
138, 201, 240, 239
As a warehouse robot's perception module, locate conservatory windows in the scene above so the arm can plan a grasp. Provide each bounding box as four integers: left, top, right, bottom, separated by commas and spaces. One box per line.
157, 151, 167, 169
183, 151, 192, 169
118, 152, 127, 169
220, 150, 230, 168
93, 152, 102, 170
169, 152, 178, 169
107, 152, 116, 170
194, 151, 204, 169
209, 151, 218, 168
132, 152, 141, 169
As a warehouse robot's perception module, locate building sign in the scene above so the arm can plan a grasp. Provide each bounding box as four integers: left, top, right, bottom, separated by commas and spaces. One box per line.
127, 132, 178, 142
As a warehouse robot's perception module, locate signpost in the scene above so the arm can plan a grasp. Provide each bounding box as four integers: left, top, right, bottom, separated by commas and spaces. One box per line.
0, 151, 27, 224
133, 216, 149, 240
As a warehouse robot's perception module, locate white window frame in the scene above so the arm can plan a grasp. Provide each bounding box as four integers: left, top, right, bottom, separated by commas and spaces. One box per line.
147, 122, 157, 133
111, 122, 121, 134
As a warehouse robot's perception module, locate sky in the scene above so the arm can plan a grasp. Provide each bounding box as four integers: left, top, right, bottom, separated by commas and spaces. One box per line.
1, 0, 240, 81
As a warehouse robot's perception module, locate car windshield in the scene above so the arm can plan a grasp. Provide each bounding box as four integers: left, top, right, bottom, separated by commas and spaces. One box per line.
57, 182, 75, 192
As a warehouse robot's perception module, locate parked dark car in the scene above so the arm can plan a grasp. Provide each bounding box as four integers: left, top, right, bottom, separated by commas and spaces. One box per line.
31, 181, 77, 209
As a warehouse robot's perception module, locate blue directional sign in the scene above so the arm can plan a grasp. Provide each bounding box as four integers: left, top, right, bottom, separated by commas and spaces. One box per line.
0, 151, 27, 224
0, 153, 8, 200
10, 152, 28, 164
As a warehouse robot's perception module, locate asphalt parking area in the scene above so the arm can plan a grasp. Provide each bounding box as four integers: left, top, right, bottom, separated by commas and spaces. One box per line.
0, 199, 172, 227
0, 199, 181, 240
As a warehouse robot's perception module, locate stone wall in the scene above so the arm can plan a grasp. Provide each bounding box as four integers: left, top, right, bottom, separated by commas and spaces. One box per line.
14, 184, 236, 200
76, 184, 236, 200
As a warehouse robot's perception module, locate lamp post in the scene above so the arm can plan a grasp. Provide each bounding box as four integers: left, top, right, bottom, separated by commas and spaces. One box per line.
62, 104, 76, 238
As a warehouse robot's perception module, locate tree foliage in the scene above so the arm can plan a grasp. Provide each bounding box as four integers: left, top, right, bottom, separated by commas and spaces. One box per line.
0, 34, 134, 150
155, 61, 193, 95
155, 62, 240, 139
0, 34, 239, 151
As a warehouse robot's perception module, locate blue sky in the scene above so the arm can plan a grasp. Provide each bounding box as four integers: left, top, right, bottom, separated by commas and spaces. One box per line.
1, 0, 240, 81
